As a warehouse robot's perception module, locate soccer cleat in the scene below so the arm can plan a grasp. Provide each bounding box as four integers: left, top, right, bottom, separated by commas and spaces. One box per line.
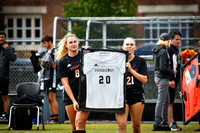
170, 121, 182, 131
45, 120, 51, 124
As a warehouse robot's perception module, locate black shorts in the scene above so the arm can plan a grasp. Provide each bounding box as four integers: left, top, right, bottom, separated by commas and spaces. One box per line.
0, 81, 9, 95
63, 89, 78, 106
126, 90, 145, 106
169, 86, 176, 103
43, 80, 57, 94
169, 81, 179, 103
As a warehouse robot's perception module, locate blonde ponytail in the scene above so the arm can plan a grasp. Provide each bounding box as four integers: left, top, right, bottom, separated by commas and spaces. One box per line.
157, 40, 171, 47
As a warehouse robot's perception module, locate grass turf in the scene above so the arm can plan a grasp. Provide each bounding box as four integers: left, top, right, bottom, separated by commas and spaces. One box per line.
0, 123, 199, 133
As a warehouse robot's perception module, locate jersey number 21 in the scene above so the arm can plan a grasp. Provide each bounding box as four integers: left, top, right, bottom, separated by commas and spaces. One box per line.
127, 76, 134, 85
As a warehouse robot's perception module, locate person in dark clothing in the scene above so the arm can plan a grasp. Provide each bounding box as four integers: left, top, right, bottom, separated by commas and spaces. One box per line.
152, 33, 176, 131
0, 31, 17, 116
167, 30, 182, 131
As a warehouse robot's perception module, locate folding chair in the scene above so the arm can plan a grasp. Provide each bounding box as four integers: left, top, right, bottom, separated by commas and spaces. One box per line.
8, 82, 45, 130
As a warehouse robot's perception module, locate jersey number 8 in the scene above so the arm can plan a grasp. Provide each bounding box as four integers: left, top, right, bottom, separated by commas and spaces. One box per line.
75, 70, 80, 78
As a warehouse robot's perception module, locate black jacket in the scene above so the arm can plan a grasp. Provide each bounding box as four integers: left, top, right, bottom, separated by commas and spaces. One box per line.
167, 45, 181, 83
152, 45, 174, 79
0, 45, 17, 81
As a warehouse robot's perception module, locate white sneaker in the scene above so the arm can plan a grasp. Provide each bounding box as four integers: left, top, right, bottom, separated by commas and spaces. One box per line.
49, 120, 58, 124
170, 121, 182, 131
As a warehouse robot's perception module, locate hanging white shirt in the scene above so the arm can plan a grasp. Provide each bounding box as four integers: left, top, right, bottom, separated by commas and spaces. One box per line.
83, 51, 126, 109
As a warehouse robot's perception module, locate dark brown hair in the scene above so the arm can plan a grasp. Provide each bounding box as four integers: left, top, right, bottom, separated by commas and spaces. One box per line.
169, 30, 182, 40
41, 35, 53, 43
0, 31, 6, 38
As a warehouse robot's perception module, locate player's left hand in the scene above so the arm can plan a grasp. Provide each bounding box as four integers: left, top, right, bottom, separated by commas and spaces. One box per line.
82, 46, 90, 49
126, 62, 132, 71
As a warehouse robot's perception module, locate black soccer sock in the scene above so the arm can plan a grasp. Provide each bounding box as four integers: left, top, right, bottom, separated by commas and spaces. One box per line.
72, 131, 76, 133
50, 115, 54, 121
52, 114, 59, 122
76, 131, 86, 133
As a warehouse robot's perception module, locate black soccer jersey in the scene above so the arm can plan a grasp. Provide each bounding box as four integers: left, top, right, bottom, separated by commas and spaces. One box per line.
126, 55, 148, 93
57, 52, 81, 99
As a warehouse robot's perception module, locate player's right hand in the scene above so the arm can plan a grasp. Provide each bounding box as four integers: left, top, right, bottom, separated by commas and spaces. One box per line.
73, 101, 79, 111
169, 80, 176, 89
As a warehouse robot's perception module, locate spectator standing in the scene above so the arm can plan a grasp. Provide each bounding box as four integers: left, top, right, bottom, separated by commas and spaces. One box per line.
40, 35, 59, 124
152, 33, 176, 131
0, 31, 17, 119
167, 30, 182, 131
115, 37, 148, 133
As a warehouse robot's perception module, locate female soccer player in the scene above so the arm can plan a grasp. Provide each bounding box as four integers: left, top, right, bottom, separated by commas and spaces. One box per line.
115, 37, 148, 133
57, 33, 89, 133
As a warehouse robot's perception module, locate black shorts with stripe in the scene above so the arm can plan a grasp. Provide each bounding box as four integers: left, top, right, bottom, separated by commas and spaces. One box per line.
126, 89, 145, 106
63, 89, 78, 106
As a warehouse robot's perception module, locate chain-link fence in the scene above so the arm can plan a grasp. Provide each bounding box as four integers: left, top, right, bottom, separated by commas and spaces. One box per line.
53, 16, 200, 103
8, 16, 200, 103
8, 44, 39, 92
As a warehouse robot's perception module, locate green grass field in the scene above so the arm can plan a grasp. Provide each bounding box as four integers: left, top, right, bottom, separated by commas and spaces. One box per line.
0, 122, 200, 133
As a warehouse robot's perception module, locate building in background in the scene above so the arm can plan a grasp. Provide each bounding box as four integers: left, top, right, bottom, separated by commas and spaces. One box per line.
0, 0, 68, 53
134, 0, 200, 50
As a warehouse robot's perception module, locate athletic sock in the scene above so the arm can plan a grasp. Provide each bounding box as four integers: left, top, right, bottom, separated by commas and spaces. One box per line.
52, 114, 59, 122
50, 115, 54, 121
72, 131, 76, 133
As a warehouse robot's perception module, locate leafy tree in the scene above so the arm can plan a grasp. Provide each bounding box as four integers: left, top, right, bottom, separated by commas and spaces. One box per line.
62, 0, 137, 47
63, 0, 137, 17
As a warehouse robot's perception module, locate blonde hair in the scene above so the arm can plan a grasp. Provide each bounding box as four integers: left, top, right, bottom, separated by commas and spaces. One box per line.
56, 33, 79, 60
157, 40, 171, 47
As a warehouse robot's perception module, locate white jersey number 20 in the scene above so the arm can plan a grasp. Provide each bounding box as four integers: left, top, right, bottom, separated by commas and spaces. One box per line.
99, 75, 111, 84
